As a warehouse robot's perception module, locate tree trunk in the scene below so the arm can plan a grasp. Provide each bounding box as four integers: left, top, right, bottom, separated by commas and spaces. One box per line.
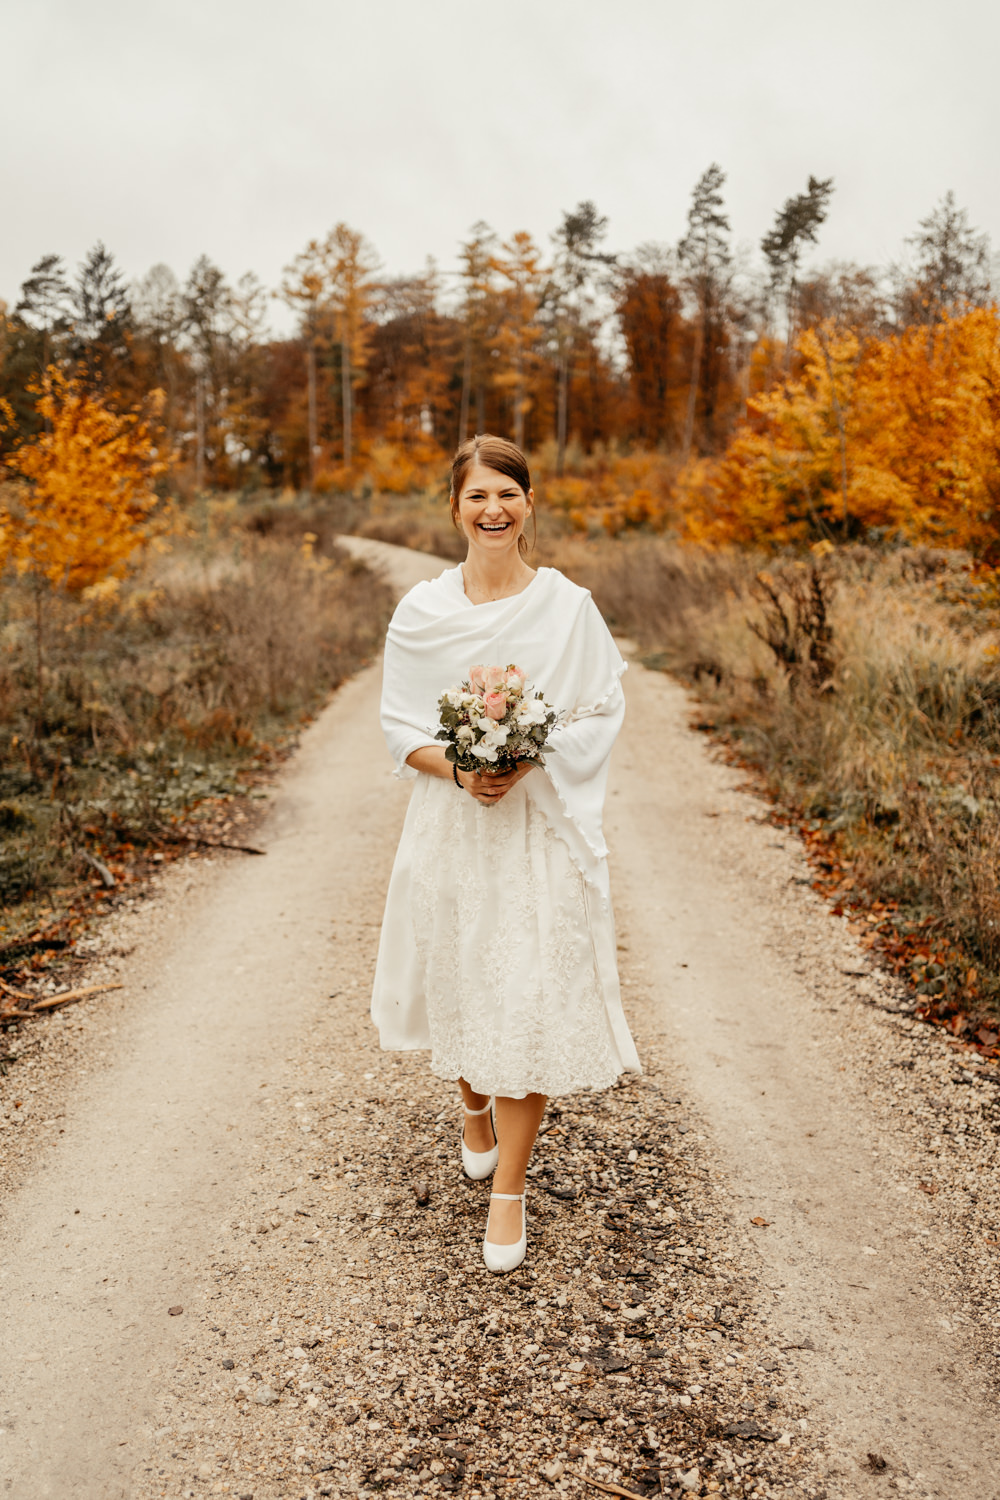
458, 340, 471, 446
556, 346, 569, 477
34, 581, 44, 742
342, 333, 352, 468
818, 334, 851, 535
513, 350, 525, 451
682, 316, 704, 459
785, 278, 797, 370
307, 342, 318, 487
195, 373, 205, 492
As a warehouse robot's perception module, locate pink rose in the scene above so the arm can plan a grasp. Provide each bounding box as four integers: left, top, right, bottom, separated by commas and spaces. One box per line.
505, 666, 526, 695
469, 665, 487, 692
482, 665, 507, 693
484, 691, 508, 720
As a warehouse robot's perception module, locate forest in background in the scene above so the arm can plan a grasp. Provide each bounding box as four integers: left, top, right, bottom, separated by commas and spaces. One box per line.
1, 169, 997, 553
1, 168, 999, 1044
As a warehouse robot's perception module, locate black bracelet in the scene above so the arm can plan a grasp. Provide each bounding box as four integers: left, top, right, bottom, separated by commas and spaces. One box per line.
452, 762, 463, 788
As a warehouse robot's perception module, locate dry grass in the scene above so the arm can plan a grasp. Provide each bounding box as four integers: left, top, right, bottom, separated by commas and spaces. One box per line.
555, 534, 1000, 1018
0, 502, 394, 934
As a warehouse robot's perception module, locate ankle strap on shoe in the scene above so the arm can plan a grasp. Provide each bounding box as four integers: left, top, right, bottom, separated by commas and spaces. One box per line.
490, 1192, 525, 1201
464, 1101, 493, 1116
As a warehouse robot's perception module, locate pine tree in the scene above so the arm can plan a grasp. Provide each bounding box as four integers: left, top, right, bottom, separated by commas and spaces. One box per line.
904, 191, 992, 321
70, 242, 132, 386
761, 176, 835, 354
678, 165, 731, 456
15, 254, 71, 369
546, 201, 613, 474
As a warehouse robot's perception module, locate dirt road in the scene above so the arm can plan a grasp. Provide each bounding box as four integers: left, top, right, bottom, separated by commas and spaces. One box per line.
0, 539, 997, 1500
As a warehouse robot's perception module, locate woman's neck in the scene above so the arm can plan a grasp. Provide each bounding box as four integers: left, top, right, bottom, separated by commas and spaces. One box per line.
462, 552, 533, 601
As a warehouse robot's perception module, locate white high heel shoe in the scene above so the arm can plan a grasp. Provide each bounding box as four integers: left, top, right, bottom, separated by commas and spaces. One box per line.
483, 1192, 527, 1274
461, 1099, 498, 1180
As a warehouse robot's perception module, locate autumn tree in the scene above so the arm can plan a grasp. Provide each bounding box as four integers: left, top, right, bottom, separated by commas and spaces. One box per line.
279, 238, 332, 484
544, 201, 614, 473
131, 263, 187, 460
0, 369, 167, 726
689, 308, 1000, 555
492, 231, 545, 450
614, 244, 685, 447
456, 222, 500, 444
1, 367, 166, 591
366, 265, 458, 449
225, 273, 270, 483
280, 225, 378, 473
795, 262, 887, 340
326, 223, 379, 468
678, 164, 732, 455
182, 255, 236, 490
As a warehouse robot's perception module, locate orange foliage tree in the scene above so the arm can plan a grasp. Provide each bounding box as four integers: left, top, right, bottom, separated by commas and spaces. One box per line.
683, 309, 1000, 555
0, 366, 167, 592
492, 231, 545, 451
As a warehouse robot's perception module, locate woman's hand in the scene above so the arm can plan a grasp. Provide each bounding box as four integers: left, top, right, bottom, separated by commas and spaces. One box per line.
457, 761, 534, 805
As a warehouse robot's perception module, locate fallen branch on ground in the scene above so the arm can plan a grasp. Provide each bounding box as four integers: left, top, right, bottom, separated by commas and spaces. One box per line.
2, 982, 124, 1021
571, 1473, 649, 1500
165, 833, 267, 856
31, 982, 124, 1012
0, 979, 35, 1002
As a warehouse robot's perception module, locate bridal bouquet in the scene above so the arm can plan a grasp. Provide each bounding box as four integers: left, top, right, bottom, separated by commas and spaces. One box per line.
436, 664, 560, 774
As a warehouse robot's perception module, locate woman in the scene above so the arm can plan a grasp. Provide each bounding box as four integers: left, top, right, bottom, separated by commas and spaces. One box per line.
372, 434, 640, 1273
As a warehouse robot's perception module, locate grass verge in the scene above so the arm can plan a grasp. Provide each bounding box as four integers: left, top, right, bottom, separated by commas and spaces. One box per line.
0, 495, 394, 986
558, 535, 1000, 1039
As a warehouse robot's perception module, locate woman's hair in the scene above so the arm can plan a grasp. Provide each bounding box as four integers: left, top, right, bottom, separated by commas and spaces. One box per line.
450, 433, 535, 557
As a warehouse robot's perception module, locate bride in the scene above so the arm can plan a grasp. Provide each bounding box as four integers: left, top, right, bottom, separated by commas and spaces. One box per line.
371, 433, 640, 1273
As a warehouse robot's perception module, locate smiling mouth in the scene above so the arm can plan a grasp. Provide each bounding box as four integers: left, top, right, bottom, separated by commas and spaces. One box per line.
478, 521, 512, 533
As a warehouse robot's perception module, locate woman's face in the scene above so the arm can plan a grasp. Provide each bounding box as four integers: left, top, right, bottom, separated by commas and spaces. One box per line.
456, 462, 533, 559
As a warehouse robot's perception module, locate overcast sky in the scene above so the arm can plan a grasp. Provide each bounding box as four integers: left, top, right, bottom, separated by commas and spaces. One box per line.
3, 0, 998, 330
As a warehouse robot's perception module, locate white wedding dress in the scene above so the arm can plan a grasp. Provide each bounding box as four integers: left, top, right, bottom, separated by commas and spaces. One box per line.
371, 566, 641, 1099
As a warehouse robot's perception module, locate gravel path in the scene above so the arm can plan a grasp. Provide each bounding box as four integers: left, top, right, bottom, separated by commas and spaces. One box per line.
0, 540, 997, 1500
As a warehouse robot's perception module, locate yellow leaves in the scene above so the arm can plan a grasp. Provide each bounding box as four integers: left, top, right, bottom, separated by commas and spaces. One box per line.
686, 307, 1000, 554
0, 367, 167, 594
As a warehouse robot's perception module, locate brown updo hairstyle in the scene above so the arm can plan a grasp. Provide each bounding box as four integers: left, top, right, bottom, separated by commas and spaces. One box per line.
450, 433, 536, 558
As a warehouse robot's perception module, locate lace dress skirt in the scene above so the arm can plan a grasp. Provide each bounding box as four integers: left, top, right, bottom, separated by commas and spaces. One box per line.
379, 772, 626, 1099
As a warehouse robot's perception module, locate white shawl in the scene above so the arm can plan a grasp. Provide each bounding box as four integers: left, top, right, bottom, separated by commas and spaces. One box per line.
376, 564, 640, 1075
380, 565, 627, 887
